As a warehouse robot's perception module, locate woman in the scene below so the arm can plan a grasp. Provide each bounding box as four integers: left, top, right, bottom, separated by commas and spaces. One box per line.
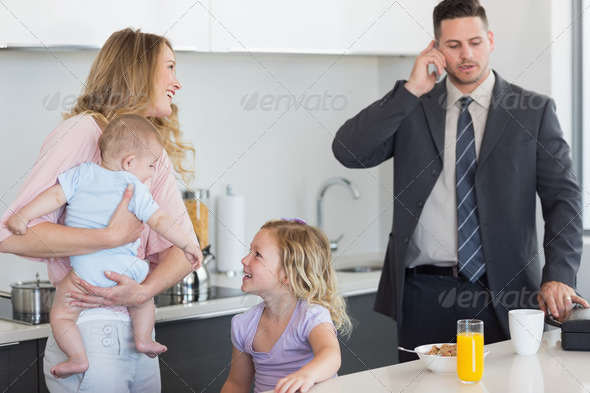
0, 28, 201, 392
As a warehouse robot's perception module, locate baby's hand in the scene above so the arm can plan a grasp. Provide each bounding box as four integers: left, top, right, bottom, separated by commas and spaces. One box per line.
5, 213, 29, 235
183, 243, 203, 270
274, 370, 315, 393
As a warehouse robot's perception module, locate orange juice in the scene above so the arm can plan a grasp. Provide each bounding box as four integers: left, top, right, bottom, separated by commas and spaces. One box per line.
457, 332, 484, 383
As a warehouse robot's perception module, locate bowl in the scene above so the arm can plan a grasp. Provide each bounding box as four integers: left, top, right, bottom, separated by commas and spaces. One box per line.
414, 343, 490, 375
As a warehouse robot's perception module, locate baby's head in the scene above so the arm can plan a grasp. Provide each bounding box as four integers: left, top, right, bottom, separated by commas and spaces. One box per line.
99, 114, 163, 182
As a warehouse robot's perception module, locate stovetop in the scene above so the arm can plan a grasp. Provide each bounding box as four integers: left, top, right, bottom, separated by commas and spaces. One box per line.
0, 285, 245, 325
153, 285, 244, 307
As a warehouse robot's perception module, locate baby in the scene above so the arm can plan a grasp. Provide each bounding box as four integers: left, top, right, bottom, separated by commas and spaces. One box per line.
6, 114, 202, 378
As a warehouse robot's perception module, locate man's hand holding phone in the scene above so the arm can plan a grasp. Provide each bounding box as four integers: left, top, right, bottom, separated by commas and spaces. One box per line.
404, 40, 446, 97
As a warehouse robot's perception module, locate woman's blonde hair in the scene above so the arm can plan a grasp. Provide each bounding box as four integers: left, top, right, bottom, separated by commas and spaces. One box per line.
65, 28, 194, 184
261, 219, 352, 336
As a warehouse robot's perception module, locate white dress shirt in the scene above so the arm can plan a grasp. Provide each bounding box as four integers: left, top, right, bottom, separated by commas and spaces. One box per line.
406, 71, 495, 268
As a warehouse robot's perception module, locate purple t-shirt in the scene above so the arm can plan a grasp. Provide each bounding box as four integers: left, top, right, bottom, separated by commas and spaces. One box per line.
231, 300, 336, 393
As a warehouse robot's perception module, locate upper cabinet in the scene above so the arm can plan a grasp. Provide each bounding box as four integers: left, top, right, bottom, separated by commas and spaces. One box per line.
0, 0, 209, 50
1, 0, 435, 55
209, 0, 436, 55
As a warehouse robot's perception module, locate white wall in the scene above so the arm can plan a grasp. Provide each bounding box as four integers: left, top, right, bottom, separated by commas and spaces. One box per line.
1, 0, 587, 296
0, 49, 388, 289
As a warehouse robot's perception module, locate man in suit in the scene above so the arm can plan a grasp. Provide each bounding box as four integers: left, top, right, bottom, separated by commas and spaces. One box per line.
333, 0, 588, 362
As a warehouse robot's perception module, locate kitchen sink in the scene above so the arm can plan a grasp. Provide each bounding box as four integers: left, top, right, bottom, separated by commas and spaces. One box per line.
337, 265, 382, 273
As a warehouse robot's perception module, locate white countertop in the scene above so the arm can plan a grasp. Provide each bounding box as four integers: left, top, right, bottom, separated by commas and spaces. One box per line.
294, 329, 588, 393
0, 253, 383, 345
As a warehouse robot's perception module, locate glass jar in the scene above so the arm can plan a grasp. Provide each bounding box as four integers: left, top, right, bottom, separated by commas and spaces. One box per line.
183, 188, 209, 249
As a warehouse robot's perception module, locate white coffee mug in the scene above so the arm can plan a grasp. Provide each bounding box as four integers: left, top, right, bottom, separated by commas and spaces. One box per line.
508, 309, 545, 355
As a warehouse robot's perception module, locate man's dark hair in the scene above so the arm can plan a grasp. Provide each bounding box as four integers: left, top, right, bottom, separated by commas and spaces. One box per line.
433, 0, 488, 39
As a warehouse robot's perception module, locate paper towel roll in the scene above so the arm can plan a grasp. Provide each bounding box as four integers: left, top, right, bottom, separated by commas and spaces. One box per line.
216, 192, 246, 273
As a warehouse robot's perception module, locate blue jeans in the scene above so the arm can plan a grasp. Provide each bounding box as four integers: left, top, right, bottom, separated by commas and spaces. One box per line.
43, 318, 161, 393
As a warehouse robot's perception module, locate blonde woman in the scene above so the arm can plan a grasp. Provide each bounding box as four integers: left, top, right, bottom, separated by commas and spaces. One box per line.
221, 219, 352, 393
0, 29, 201, 392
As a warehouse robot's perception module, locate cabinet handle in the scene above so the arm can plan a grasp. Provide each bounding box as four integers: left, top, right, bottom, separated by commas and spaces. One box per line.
0, 341, 20, 347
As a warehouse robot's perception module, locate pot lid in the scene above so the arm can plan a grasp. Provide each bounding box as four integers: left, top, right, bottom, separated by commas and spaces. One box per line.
10, 273, 55, 290
10, 280, 55, 290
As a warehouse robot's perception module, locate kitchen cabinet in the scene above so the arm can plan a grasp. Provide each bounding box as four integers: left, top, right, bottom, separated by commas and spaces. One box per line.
2, 0, 434, 55
339, 293, 398, 374
209, 0, 436, 55
38, 339, 49, 393
155, 314, 235, 392
0, 339, 40, 392
0, 0, 209, 50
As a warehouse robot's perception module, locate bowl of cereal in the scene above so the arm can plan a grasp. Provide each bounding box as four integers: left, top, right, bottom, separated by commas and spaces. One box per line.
414, 343, 490, 375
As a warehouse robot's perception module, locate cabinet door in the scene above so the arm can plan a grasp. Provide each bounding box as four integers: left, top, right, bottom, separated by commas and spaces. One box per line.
0, 0, 209, 50
38, 339, 49, 393
210, 0, 348, 53
339, 293, 398, 375
0, 340, 40, 392
209, 0, 436, 55
156, 314, 235, 393
344, 0, 438, 55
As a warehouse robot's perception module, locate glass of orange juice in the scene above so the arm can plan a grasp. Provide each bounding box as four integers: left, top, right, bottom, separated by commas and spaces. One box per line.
457, 319, 484, 384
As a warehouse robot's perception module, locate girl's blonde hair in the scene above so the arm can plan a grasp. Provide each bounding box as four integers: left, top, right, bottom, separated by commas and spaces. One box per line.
64, 28, 194, 184
261, 219, 352, 336
99, 113, 163, 164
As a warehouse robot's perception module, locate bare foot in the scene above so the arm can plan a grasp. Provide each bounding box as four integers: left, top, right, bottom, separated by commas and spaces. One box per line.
50, 356, 89, 379
135, 337, 167, 358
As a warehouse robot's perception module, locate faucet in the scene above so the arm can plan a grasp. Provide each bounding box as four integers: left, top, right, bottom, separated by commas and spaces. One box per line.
316, 177, 361, 252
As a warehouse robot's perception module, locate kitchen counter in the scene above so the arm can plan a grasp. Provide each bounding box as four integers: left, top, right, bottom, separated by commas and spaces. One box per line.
289, 329, 587, 393
0, 253, 383, 345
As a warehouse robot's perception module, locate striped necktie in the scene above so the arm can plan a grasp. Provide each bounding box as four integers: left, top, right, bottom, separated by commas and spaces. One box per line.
456, 96, 486, 282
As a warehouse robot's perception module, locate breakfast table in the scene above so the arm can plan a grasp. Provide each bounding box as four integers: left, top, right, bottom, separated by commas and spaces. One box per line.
291, 328, 589, 393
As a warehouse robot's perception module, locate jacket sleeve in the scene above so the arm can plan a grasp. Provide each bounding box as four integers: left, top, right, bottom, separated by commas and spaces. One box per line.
332, 80, 421, 169
536, 98, 583, 288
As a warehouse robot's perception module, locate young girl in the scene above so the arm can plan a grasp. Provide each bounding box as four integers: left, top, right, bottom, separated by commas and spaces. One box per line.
221, 219, 352, 393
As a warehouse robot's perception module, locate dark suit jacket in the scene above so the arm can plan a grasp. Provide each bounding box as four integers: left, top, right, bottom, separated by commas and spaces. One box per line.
332, 72, 583, 335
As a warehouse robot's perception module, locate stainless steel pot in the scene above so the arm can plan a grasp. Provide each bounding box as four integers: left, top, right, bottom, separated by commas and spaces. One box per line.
155, 246, 215, 306
10, 273, 55, 324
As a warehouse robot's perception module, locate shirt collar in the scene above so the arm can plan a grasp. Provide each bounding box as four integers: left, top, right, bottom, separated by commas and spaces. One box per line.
445, 70, 495, 109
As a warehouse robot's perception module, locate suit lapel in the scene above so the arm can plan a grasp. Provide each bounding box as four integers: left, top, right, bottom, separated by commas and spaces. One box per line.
422, 81, 448, 156
478, 73, 515, 168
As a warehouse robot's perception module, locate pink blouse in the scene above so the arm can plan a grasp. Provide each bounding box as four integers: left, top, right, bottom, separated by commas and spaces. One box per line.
0, 114, 196, 286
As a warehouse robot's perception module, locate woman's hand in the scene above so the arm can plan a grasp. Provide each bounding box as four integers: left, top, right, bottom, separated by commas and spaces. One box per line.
104, 184, 144, 248
68, 271, 152, 308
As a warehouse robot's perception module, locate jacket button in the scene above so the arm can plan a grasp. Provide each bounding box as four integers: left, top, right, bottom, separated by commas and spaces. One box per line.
403, 237, 409, 244
431, 169, 440, 176
416, 201, 424, 208
103, 325, 113, 335
102, 338, 112, 347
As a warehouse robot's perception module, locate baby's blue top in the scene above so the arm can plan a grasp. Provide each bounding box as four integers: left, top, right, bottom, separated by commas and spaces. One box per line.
231, 299, 336, 393
58, 162, 159, 286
